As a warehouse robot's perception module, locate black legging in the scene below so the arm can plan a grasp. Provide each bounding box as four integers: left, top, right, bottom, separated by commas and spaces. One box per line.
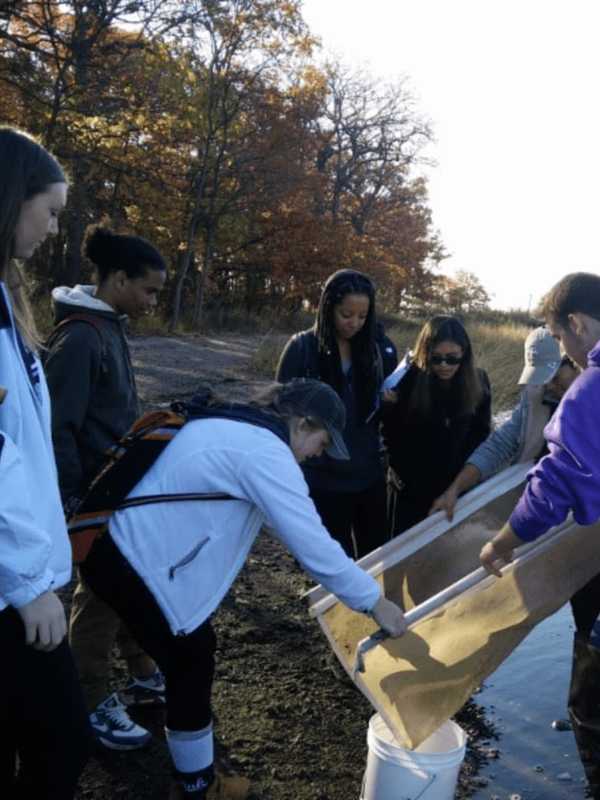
0, 608, 92, 799
310, 477, 389, 560
80, 533, 216, 731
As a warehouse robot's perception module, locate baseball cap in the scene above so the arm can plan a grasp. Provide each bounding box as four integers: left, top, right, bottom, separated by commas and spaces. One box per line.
277, 378, 349, 460
518, 326, 561, 386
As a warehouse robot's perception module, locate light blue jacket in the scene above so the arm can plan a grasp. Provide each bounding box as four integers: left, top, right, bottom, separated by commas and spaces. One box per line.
109, 418, 381, 635
467, 386, 552, 480
0, 283, 71, 610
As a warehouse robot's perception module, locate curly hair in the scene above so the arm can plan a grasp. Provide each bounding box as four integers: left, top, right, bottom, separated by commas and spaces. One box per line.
83, 224, 166, 283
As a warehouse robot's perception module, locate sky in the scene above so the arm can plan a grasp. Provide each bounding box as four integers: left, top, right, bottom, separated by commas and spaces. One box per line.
300, 0, 600, 310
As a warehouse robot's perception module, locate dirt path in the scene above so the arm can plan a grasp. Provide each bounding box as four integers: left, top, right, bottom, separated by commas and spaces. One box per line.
130, 332, 270, 406
76, 332, 493, 800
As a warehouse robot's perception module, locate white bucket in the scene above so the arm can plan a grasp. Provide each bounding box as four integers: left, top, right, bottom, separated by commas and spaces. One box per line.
361, 714, 467, 800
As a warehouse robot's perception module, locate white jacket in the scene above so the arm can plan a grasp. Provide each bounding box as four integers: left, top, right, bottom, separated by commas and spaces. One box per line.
109, 417, 381, 635
0, 283, 71, 610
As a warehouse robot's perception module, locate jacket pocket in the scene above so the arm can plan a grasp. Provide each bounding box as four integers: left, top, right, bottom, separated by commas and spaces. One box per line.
169, 537, 209, 580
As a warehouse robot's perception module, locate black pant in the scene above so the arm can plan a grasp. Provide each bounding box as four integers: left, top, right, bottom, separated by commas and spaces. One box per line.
0, 608, 92, 799
386, 468, 434, 538
310, 477, 388, 559
81, 534, 216, 731
568, 572, 600, 797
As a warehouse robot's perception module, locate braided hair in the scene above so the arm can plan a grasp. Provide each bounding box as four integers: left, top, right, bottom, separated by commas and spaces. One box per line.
314, 269, 380, 423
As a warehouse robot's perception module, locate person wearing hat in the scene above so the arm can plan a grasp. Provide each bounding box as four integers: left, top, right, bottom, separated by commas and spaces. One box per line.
77, 378, 407, 800
429, 325, 579, 521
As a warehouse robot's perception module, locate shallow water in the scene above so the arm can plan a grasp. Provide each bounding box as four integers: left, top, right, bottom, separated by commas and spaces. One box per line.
470, 604, 588, 799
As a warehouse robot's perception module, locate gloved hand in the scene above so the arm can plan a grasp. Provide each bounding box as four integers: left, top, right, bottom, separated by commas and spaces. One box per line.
370, 594, 407, 637
17, 590, 67, 652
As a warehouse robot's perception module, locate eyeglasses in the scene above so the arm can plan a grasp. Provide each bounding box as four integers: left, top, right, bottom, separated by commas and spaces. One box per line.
430, 354, 463, 366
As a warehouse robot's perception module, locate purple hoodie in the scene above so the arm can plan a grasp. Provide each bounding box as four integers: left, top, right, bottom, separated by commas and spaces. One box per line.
510, 338, 600, 541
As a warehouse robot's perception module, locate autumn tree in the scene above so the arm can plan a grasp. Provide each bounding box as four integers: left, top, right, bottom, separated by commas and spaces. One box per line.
446, 270, 491, 313
166, 0, 315, 329
0, 2, 447, 324
0, 0, 194, 285
208, 61, 444, 317
314, 63, 430, 228
418, 270, 491, 315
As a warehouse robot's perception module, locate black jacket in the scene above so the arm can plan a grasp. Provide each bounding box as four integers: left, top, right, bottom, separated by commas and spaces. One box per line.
44, 286, 139, 503
276, 328, 398, 492
382, 364, 492, 509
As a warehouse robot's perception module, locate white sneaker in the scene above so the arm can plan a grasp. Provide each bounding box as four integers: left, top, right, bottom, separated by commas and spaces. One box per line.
90, 692, 152, 750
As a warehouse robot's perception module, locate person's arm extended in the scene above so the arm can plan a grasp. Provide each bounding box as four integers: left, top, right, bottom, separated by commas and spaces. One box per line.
237, 442, 406, 635
509, 374, 600, 541
44, 324, 100, 501
467, 394, 525, 480
430, 397, 528, 521
429, 463, 483, 521
480, 522, 524, 577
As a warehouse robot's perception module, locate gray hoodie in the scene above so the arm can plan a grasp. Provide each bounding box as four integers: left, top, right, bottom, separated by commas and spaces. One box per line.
44, 285, 139, 503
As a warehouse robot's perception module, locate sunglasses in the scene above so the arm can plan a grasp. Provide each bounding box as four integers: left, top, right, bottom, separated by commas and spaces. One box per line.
430, 354, 463, 366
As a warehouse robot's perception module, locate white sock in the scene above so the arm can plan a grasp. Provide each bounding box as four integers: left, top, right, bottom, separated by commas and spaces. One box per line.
165, 724, 214, 773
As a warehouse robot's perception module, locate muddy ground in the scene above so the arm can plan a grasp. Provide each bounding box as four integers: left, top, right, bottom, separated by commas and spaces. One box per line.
74, 332, 497, 800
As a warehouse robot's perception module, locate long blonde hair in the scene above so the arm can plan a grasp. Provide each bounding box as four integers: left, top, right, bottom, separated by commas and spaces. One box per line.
3, 261, 41, 350
0, 127, 65, 350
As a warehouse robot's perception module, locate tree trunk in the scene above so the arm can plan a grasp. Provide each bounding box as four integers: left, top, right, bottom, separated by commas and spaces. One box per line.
169, 247, 193, 331
191, 225, 214, 330
61, 161, 87, 286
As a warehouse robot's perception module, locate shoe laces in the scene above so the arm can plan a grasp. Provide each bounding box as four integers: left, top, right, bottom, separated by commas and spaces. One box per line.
100, 695, 134, 730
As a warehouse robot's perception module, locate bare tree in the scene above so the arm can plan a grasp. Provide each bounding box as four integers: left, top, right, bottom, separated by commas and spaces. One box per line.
315, 62, 432, 235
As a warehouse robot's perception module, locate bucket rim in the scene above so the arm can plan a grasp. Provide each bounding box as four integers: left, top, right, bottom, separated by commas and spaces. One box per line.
367, 714, 467, 764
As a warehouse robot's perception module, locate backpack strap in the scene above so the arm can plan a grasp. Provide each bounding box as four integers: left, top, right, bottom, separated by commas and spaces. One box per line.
68, 490, 235, 541
179, 398, 291, 446
45, 313, 108, 371
117, 491, 233, 511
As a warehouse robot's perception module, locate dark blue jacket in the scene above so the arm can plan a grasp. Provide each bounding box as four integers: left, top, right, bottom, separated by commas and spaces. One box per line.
276, 328, 397, 492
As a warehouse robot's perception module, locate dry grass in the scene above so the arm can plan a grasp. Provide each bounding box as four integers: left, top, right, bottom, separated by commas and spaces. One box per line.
248, 317, 530, 415
251, 330, 292, 377
468, 322, 528, 414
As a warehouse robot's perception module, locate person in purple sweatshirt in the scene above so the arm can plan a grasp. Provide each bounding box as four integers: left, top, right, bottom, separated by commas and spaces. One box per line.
480, 272, 600, 797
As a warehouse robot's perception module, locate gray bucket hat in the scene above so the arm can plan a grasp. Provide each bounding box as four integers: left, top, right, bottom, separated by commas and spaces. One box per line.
518, 326, 561, 386
277, 378, 349, 460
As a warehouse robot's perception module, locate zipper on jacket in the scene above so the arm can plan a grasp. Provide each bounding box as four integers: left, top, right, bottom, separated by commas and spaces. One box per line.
168, 537, 209, 580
